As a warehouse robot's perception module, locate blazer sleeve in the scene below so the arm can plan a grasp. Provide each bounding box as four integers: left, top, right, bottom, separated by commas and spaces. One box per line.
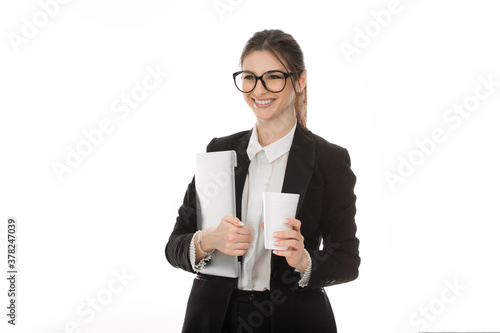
165, 138, 217, 273
306, 147, 360, 288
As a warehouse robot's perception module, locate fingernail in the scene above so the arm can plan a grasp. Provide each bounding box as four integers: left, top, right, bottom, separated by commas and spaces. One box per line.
272, 250, 278, 255
273, 232, 278, 237
274, 241, 279, 246
283, 218, 289, 224
238, 221, 245, 226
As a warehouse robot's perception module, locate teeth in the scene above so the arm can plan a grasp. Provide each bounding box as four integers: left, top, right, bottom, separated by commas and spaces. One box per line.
254, 99, 274, 105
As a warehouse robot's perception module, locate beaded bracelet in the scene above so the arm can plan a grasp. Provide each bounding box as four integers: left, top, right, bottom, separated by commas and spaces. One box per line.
197, 229, 214, 256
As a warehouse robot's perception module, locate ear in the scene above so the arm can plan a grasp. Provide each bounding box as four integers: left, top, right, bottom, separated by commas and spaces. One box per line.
296, 70, 307, 92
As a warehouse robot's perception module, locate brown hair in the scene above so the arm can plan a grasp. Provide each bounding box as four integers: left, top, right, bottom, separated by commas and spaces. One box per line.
239, 29, 308, 128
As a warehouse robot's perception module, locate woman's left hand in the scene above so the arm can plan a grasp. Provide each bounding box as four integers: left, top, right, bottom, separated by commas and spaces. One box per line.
260, 218, 309, 273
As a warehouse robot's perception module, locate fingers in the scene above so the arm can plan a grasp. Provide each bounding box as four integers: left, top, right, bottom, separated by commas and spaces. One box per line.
222, 216, 252, 235
234, 241, 250, 250
272, 218, 301, 238
273, 229, 303, 242
273, 239, 301, 250
219, 216, 252, 256
212, 216, 254, 256
273, 229, 296, 239
222, 215, 244, 227
226, 233, 252, 243
225, 238, 251, 256
237, 226, 252, 235
260, 218, 299, 230
221, 216, 251, 235
272, 249, 294, 257
284, 217, 301, 231
231, 249, 247, 256
271, 218, 304, 259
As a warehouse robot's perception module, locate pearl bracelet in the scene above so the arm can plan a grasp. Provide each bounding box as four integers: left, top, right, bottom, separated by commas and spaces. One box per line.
197, 229, 214, 256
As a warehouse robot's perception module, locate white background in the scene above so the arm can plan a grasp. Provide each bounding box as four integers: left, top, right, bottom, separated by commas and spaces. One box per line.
1, 0, 499, 332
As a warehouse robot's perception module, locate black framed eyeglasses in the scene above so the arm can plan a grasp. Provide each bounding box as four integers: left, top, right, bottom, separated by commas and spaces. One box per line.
232, 70, 296, 93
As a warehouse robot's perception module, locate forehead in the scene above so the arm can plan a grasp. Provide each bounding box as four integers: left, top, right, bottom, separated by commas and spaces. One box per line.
242, 50, 287, 73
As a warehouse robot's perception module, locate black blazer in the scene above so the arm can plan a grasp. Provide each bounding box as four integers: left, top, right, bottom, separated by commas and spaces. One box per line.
165, 120, 360, 333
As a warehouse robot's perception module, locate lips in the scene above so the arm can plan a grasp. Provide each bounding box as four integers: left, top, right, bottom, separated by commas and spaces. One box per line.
252, 98, 276, 108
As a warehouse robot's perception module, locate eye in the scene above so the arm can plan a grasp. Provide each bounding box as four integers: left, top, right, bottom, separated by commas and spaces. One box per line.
243, 74, 255, 80
267, 73, 284, 80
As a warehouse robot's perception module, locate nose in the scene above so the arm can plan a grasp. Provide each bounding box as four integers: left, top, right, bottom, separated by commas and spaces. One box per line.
253, 78, 267, 96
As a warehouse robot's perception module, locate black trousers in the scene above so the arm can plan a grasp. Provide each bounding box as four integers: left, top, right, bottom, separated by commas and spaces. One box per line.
221, 289, 272, 333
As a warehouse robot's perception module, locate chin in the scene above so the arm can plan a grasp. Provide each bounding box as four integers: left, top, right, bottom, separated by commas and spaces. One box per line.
252, 108, 275, 120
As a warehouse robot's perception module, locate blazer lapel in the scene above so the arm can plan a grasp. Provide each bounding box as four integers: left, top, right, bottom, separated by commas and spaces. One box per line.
230, 129, 251, 221
274, 121, 316, 273
281, 121, 316, 215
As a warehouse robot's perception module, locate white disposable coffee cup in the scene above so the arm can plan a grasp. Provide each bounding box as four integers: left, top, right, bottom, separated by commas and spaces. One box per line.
263, 192, 300, 250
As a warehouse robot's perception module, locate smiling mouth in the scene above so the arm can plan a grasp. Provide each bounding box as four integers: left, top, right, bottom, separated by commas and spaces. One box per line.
252, 98, 276, 106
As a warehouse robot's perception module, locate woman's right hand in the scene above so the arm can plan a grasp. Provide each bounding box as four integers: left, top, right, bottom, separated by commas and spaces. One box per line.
202, 216, 252, 256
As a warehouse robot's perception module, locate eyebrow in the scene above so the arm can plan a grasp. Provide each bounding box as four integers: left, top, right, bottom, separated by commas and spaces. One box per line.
242, 69, 284, 74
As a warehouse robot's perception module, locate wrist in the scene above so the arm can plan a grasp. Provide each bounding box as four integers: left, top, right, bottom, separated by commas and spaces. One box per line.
297, 250, 309, 274
200, 228, 215, 252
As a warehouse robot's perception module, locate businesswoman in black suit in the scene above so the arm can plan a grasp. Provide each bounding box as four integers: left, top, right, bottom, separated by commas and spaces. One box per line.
166, 29, 360, 332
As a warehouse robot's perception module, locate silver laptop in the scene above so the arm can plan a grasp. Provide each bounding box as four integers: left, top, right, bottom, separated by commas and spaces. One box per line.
195, 150, 239, 278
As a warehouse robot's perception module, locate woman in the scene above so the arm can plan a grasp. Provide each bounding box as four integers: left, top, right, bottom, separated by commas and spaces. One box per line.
165, 29, 360, 333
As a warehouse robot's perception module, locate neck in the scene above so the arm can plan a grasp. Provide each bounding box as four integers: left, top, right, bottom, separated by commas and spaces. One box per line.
255, 116, 296, 147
